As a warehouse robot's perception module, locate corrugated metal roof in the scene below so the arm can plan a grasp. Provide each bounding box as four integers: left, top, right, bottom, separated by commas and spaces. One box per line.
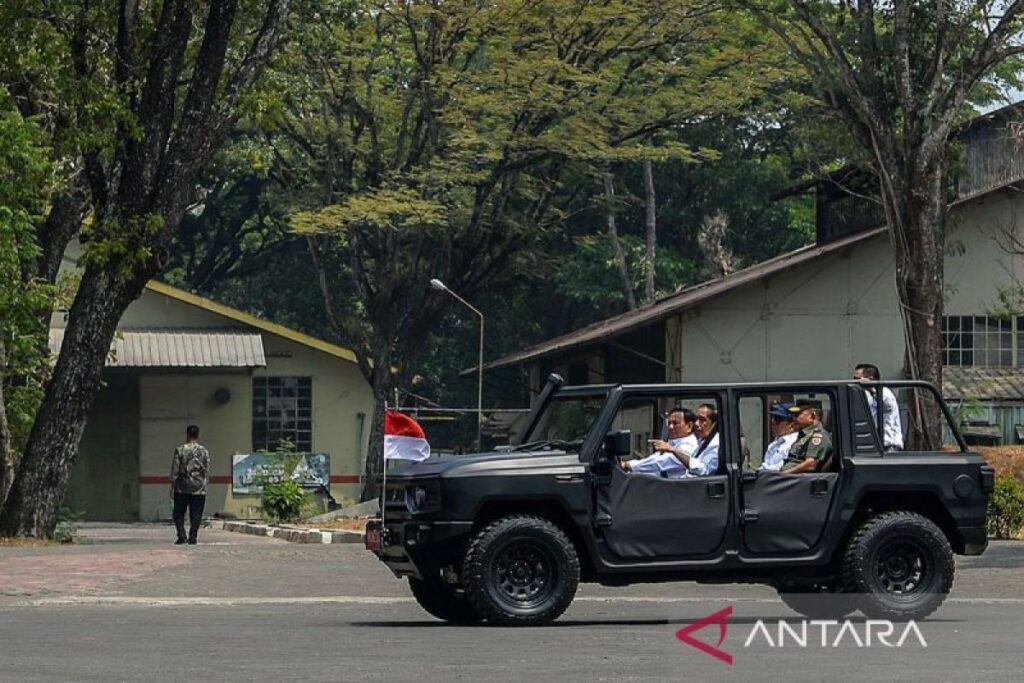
479, 226, 886, 374
943, 367, 1024, 401
49, 328, 266, 368
144, 281, 358, 363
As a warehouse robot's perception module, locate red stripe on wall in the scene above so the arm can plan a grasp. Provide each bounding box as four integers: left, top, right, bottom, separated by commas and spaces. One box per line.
140, 475, 359, 484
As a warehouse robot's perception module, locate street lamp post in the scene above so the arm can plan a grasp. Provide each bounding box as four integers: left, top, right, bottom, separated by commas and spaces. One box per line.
430, 278, 484, 450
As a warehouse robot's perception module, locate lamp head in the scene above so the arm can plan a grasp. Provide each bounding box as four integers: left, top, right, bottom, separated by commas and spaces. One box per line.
429, 278, 447, 291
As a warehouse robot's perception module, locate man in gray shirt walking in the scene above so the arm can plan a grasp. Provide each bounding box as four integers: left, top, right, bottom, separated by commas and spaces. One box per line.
170, 424, 210, 545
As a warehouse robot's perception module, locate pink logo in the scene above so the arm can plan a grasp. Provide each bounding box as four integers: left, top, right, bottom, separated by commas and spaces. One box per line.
675, 606, 733, 665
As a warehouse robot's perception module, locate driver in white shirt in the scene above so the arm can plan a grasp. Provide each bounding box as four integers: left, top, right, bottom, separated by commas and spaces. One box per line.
624, 404, 719, 478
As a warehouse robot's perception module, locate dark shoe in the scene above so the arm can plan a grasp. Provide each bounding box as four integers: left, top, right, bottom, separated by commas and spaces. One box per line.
175, 538, 186, 545
187, 539, 197, 545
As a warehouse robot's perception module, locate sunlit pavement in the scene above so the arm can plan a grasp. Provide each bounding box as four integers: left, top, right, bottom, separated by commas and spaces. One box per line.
1, 525, 1023, 681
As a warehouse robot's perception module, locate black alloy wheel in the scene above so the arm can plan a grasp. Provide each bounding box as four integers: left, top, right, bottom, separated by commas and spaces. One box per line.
462, 515, 580, 626
875, 538, 931, 595
492, 538, 558, 610
842, 511, 954, 621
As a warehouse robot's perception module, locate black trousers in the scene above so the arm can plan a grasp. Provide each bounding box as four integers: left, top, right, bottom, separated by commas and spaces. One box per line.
172, 492, 207, 542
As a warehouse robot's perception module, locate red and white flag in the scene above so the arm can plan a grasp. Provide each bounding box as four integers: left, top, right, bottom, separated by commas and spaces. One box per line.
384, 411, 431, 461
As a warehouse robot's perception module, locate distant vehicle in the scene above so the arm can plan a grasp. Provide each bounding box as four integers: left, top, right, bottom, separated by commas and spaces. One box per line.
366, 374, 993, 626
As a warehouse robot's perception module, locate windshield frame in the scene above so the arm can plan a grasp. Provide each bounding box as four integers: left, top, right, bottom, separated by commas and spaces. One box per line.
518, 386, 613, 452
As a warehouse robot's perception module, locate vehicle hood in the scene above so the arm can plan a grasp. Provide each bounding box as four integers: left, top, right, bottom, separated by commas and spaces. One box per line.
391, 451, 585, 478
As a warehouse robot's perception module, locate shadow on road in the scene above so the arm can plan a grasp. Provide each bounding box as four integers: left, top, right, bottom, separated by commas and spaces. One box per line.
349, 614, 964, 628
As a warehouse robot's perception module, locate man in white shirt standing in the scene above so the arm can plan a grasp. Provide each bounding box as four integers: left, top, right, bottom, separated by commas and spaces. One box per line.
761, 402, 800, 471
854, 363, 904, 451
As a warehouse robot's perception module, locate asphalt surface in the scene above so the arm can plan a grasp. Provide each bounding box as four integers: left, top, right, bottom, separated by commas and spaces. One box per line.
2, 524, 1024, 682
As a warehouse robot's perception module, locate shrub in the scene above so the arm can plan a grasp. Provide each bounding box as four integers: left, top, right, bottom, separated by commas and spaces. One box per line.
261, 479, 308, 524
987, 476, 1024, 540
52, 506, 85, 544
977, 447, 1024, 488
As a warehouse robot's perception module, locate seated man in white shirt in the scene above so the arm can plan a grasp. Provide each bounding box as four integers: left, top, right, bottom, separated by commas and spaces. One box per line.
623, 404, 720, 478
854, 363, 904, 451
760, 402, 800, 471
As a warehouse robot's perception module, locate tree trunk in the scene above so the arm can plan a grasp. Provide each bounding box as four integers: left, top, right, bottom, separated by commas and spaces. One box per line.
642, 158, 656, 305
358, 345, 395, 502
0, 337, 14, 507
0, 265, 147, 537
884, 159, 946, 449
604, 174, 637, 310
360, 385, 388, 503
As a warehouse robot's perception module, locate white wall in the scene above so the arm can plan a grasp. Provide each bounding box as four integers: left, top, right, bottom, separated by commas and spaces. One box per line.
673, 189, 1024, 384
676, 235, 903, 382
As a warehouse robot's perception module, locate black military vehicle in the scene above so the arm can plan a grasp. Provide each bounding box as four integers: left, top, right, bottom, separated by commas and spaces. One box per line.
366, 375, 993, 626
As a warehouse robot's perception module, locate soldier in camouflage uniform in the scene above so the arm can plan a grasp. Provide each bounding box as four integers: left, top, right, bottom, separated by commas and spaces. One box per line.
782, 405, 833, 474
170, 424, 210, 545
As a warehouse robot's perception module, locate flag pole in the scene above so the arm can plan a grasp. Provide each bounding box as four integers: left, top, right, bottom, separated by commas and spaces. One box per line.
381, 400, 387, 536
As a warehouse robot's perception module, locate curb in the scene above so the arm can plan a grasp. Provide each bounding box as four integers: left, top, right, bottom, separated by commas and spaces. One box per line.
221, 520, 364, 544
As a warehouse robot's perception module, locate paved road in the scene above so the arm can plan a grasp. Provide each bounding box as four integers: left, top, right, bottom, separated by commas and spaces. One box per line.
2, 525, 1024, 682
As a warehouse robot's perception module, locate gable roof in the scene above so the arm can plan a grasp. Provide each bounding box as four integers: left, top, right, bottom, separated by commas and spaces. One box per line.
481, 226, 887, 373
144, 280, 358, 364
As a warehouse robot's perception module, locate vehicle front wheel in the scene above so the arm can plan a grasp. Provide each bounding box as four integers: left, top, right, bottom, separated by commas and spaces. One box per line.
842, 511, 954, 621
408, 574, 483, 625
462, 515, 580, 626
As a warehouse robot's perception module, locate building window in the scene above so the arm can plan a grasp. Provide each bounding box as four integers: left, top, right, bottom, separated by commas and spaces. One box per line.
942, 316, 1013, 366
252, 377, 312, 452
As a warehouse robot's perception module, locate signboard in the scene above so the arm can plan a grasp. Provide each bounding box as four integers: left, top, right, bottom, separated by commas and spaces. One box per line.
232, 452, 330, 494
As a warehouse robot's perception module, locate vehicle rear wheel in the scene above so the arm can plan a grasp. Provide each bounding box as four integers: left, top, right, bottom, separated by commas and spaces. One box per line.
408, 574, 483, 625
462, 515, 580, 626
776, 582, 857, 619
842, 511, 954, 621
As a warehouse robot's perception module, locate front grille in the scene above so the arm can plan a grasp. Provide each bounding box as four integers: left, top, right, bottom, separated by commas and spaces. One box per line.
383, 479, 409, 516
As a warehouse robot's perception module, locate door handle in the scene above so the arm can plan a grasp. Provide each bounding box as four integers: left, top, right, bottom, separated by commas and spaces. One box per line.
706, 481, 726, 498
810, 479, 829, 496
741, 470, 758, 483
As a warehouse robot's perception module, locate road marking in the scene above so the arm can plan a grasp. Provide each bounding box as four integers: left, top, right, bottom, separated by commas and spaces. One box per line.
14, 595, 1024, 608
17, 596, 414, 607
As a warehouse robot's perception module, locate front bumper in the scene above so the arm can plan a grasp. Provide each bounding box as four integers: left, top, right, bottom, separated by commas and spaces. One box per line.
365, 518, 474, 579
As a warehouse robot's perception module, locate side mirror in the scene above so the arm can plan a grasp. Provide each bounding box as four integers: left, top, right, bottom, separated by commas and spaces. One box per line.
604, 430, 632, 458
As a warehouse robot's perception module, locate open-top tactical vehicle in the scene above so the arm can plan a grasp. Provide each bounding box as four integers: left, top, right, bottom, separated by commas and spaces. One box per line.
366, 375, 993, 625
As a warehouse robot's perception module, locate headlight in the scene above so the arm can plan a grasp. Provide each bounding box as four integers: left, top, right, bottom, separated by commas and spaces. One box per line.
406, 480, 442, 513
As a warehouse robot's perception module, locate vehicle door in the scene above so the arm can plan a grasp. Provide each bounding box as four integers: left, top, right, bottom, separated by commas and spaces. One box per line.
737, 389, 841, 555
593, 392, 730, 560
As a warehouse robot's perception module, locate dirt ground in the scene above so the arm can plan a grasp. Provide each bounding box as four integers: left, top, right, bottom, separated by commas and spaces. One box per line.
297, 518, 369, 531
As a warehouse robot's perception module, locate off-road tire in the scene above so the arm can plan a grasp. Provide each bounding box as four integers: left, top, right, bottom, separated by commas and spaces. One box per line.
408, 574, 483, 625
777, 582, 857, 620
462, 515, 580, 626
842, 511, 954, 621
